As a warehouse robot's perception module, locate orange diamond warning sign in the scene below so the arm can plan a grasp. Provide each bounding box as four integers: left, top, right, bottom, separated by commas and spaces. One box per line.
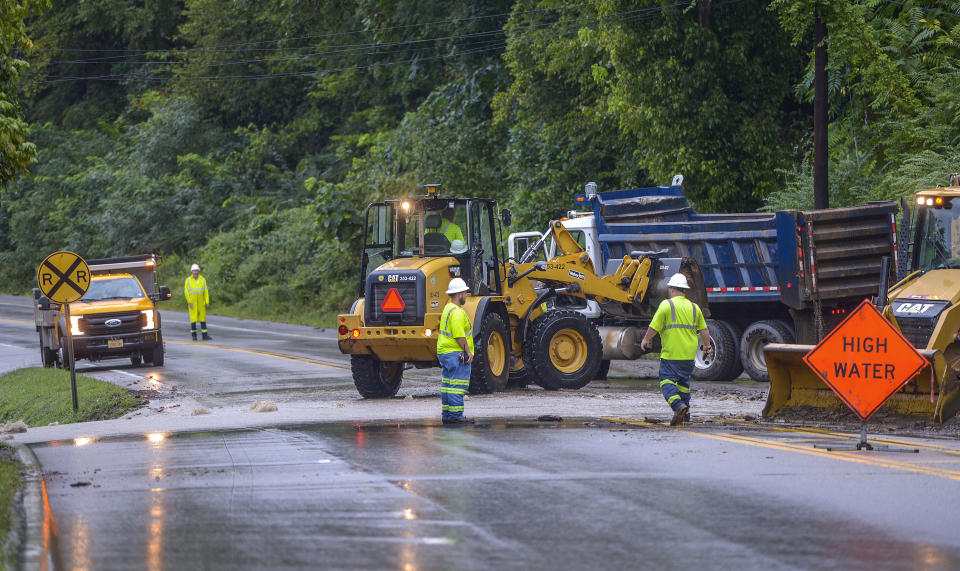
803, 299, 927, 421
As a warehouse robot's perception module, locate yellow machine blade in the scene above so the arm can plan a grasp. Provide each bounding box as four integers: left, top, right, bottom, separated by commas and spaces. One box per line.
763, 343, 957, 422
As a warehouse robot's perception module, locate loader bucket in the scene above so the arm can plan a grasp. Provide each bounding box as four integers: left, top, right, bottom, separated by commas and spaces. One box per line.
763, 344, 959, 423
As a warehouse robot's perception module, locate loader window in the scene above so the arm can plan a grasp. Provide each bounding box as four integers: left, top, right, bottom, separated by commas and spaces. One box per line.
915, 206, 960, 270
468, 202, 500, 294
360, 203, 393, 293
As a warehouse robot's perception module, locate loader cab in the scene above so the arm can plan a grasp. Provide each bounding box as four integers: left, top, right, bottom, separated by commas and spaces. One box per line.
359, 196, 504, 297
911, 190, 960, 271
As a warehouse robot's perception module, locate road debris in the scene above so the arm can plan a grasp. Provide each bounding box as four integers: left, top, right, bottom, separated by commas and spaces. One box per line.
250, 400, 278, 412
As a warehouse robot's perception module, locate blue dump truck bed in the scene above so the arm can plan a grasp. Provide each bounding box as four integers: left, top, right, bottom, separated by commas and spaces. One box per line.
581, 185, 898, 313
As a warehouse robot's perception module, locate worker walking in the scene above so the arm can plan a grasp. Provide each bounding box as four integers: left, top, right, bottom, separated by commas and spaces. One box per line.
184, 263, 212, 341
437, 277, 474, 425
640, 273, 711, 425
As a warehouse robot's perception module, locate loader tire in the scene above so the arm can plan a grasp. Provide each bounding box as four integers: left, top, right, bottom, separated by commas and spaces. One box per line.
351, 354, 403, 398
740, 320, 795, 382
508, 367, 533, 388
469, 312, 510, 394
525, 310, 601, 391
57, 345, 71, 370
692, 320, 742, 383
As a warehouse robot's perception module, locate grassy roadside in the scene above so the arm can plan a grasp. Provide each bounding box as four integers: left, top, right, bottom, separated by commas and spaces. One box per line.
0, 368, 144, 427
0, 443, 19, 571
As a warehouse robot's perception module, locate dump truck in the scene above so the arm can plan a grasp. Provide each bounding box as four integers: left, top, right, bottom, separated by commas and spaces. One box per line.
34, 254, 172, 368
510, 178, 898, 383
764, 178, 960, 423
337, 185, 710, 397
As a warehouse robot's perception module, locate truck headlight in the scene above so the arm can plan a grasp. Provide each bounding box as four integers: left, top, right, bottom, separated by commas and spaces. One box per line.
142, 310, 155, 330
70, 316, 83, 336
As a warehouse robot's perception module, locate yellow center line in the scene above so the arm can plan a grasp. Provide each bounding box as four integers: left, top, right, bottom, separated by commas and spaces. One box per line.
0, 317, 34, 326
718, 419, 960, 455
167, 339, 351, 370
603, 417, 960, 482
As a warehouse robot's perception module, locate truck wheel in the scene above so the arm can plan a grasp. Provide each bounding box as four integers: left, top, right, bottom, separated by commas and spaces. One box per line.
151, 340, 165, 367
469, 312, 510, 394
57, 345, 71, 370
595, 360, 611, 380
508, 367, 532, 388
351, 354, 403, 398
692, 320, 742, 383
130, 354, 143, 368
740, 320, 795, 382
39, 334, 56, 368
524, 310, 601, 391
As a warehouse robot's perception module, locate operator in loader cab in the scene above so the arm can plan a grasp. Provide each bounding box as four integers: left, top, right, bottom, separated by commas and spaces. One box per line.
437, 277, 474, 425
640, 273, 711, 426
426, 208, 464, 244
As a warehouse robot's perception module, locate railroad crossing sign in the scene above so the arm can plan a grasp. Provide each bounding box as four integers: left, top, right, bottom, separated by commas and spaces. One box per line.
36, 251, 90, 303
803, 299, 927, 421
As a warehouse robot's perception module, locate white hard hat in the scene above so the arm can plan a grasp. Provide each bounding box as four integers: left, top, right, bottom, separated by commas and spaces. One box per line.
667, 273, 690, 289
446, 277, 470, 295
190, 264, 201, 272
450, 239, 467, 254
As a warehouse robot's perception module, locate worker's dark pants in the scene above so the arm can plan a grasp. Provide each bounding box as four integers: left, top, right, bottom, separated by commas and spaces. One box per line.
439, 352, 471, 420
189, 322, 208, 335
659, 359, 693, 419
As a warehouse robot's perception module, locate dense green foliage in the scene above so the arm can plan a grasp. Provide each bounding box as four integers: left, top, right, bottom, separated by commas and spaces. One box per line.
3, 1, 960, 323
0, 444, 19, 571
0, 367, 142, 426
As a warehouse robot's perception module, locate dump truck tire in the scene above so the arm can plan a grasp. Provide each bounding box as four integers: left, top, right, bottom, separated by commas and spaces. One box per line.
351, 354, 403, 398
470, 312, 510, 394
740, 320, 795, 382
595, 359, 611, 380
525, 310, 601, 390
150, 336, 165, 367
39, 333, 56, 368
130, 354, 143, 368
692, 319, 742, 382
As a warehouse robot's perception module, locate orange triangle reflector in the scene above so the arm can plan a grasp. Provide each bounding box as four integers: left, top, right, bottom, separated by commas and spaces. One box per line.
381, 287, 406, 313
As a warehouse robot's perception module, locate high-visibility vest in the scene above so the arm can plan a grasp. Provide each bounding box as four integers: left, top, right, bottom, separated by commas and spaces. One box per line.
184, 275, 209, 303
437, 302, 474, 354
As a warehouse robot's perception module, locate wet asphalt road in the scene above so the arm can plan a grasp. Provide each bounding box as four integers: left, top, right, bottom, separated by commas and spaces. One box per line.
30, 422, 960, 570
3, 294, 960, 568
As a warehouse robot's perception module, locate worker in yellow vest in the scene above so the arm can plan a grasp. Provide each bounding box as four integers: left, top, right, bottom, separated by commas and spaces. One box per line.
437, 277, 474, 425
640, 273, 711, 426
425, 208, 464, 244
184, 263, 212, 341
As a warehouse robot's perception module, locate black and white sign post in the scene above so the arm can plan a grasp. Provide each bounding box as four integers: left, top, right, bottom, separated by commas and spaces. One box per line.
37, 251, 90, 411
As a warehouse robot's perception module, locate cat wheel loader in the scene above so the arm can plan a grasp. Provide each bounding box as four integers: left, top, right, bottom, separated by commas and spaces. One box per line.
764, 178, 960, 423
337, 185, 710, 398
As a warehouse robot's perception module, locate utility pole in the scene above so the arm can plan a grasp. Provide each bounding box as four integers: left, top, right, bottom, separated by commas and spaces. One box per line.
813, 6, 828, 209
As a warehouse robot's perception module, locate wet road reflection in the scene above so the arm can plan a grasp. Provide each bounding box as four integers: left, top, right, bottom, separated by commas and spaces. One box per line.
29, 422, 960, 569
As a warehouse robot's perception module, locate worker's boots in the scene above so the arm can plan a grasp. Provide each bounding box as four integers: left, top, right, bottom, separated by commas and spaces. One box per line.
202, 333, 212, 341
191, 333, 198, 341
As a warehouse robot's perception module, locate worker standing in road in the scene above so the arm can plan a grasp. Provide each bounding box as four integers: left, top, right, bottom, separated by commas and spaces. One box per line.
640, 273, 711, 426
184, 263, 212, 341
437, 277, 474, 425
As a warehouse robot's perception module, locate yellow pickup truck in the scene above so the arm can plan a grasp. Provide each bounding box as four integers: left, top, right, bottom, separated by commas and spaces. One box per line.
34, 255, 172, 368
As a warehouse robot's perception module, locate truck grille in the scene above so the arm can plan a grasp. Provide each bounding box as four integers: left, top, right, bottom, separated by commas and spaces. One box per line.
81, 311, 144, 336
896, 316, 938, 350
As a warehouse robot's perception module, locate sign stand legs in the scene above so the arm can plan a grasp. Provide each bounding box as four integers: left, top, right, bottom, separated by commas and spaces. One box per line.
812, 420, 918, 453
856, 421, 872, 451
64, 304, 79, 412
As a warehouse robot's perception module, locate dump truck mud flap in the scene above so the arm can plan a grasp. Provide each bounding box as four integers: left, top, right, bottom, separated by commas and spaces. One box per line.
763, 344, 958, 422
